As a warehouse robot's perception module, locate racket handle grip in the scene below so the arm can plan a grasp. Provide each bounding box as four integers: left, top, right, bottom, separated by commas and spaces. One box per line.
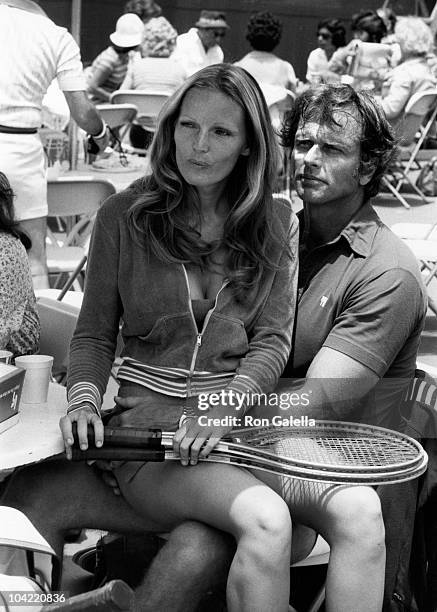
71, 423, 162, 448
70, 447, 165, 462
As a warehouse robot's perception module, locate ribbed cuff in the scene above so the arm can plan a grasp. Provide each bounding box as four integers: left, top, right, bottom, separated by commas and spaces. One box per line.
67, 382, 101, 416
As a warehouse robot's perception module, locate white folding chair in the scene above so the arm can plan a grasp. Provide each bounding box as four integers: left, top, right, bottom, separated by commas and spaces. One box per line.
391, 222, 437, 241
404, 239, 437, 315
0, 508, 134, 611
0, 506, 60, 593
36, 296, 80, 383
95, 103, 138, 144
46, 177, 116, 289
110, 90, 170, 153
383, 89, 437, 208
261, 85, 295, 200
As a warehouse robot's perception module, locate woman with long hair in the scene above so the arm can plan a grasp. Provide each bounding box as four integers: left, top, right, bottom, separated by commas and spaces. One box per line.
62, 64, 298, 611
0, 172, 39, 355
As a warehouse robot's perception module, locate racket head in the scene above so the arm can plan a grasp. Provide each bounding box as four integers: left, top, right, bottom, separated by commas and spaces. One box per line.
162, 420, 428, 485
226, 420, 426, 475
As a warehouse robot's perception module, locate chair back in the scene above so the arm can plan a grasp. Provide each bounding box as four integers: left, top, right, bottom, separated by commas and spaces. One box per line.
110, 90, 170, 131
47, 177, 116, 248
36, 296, 80, 381
401, 89, 437, 146
47, 176, 115, 218
95, 104, 137, 131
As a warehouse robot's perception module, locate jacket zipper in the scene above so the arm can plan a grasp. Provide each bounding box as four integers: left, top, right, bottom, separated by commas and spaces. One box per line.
182, 264, 228, 397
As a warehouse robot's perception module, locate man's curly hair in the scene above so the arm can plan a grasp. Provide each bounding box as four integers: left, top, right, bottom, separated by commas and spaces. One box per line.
281, 84, 397, 201
246, 11, 283, 52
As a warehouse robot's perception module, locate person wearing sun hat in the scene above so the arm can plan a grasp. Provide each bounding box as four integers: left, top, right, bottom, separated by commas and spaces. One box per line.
87, 13, 144, 103
172, 10, 229, 76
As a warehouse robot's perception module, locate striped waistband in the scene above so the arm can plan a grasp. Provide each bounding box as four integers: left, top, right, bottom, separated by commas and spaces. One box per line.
117, 357, 234, 397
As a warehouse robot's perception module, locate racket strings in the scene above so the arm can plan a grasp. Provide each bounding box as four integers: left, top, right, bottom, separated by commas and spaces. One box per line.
272, 436, 417, 467
238, 427, 420, 469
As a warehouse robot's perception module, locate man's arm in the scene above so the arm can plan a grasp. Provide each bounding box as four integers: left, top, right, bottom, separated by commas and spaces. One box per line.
272, 347, 379, 421
63, 90, 109, 151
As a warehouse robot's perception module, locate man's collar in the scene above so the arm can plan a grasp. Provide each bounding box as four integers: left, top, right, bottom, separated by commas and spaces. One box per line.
299, 201, 382, 257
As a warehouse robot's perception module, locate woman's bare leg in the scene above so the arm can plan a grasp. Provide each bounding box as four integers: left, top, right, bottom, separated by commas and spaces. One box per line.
115, 460, 292, 612
259, 473, 385, 612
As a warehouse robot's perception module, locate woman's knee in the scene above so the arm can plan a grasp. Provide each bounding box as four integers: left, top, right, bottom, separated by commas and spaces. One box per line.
327, 487, 385, 551
238, 492, 292, 561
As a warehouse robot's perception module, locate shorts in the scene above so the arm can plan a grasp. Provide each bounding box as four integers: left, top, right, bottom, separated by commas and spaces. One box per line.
0, 132, 47, 221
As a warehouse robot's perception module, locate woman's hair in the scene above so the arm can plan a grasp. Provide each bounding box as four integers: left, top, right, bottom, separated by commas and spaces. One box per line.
127, 63, 286, 298
124, 0, 161, 20
141, 16, 177, 57
351, 9, 387, 43
246, 11, 282, 52
0, 172, 31, 249
317, 18, 346, 50
281, 84, 396, 201
395, 17, 434, 57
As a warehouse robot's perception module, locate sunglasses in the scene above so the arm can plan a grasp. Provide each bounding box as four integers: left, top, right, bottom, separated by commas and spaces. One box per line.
318, 31, 332, 40
212, 30, 226, 38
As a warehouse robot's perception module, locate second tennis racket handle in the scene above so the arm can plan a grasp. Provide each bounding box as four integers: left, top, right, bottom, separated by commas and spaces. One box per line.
70, 447, 166, 461
71, 423, 162, 449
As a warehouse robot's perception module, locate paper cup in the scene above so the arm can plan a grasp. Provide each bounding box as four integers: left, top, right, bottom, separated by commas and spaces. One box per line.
14, 355, 53, 404
0, 350, 13, 364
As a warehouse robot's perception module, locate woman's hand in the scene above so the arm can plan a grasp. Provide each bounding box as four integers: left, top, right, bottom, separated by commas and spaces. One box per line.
59, 405, 103, 460
173, 403, 236, 467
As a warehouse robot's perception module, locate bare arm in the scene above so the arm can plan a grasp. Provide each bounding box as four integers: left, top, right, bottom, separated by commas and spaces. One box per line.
63, 90, 109, 150
264, 347, 379, 421
86, 64, 113, 103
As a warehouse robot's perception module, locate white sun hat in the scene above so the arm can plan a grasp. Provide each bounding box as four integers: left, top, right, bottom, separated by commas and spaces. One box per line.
109, 13, 144, 48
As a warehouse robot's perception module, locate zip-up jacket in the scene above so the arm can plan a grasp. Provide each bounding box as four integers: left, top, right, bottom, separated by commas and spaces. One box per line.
67, 187, 299, 406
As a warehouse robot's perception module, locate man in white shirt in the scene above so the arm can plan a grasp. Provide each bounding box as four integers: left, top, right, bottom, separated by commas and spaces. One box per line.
172, 10, 229, 76
0, 0, 109, 289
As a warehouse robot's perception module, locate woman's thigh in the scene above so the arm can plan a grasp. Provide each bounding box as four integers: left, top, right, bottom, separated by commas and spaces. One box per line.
251, 469, 376, 537
115, 460, 285, 536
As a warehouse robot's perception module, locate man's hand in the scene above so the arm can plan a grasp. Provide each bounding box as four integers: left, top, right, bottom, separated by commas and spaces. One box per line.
91, 126, 110, 154
93, 459, 121, 496
60, 405, 103, 460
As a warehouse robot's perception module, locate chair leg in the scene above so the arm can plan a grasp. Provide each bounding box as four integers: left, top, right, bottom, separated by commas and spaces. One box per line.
382, 176, 411, 209
57, 256, 88, 300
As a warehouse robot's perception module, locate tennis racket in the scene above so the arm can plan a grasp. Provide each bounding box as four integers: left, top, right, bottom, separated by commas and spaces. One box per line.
71, 421, 428, 485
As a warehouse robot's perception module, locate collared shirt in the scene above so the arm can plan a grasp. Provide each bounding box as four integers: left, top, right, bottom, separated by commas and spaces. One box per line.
172, 28, 223, 76
0, 5, 85, 128
284, 202, 427, 381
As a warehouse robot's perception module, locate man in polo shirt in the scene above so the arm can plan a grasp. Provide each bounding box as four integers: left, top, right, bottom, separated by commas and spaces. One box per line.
172, 10, 229, 76
273, 84, 426, 610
